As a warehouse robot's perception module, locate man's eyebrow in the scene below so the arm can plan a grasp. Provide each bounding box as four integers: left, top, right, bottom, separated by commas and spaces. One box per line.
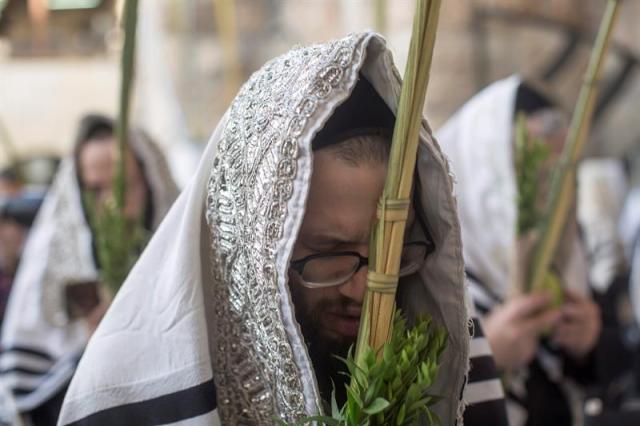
306, 230, 369, 246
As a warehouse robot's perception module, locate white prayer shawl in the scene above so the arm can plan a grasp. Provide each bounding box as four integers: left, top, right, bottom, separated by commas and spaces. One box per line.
437, 76, 590, 426
0, 380, 21, 425
0, 131, 177, 413
58, 32, 473, 426
621, 188, 640, 324
437, 76, 521, 301
577, 158, 627, 293
620, 187, 640, 262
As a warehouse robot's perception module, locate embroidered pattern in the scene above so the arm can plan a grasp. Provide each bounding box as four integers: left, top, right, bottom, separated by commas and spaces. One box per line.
41, 161, 98, 327
205, 34, 361, 424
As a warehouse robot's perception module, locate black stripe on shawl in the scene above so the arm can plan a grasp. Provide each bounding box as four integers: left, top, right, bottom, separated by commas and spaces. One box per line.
1, 351, 81, 391
465, 270, 503, 305
474, 303, 491, 316
65, 379, 217, 426
13, 387, 37, 396
0, 365, 50, 375
1, 346, 55, 362
467, 355, 500, 383
463, 397, 509, 426
469, 318, 484, 338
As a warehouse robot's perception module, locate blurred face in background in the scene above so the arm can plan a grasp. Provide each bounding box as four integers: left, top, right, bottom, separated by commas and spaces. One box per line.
0, 178, 22, 197
525, 108, 568, 157
524, 107, 569, 184
78, 136, 149, 222
0, 172, 26, 275
0, 218, 26, 276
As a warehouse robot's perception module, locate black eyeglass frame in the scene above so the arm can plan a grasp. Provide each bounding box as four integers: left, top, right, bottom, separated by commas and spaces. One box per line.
289, 240, 434, 288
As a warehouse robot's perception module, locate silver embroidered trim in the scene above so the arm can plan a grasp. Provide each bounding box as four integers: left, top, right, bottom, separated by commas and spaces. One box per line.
41, 162, 99, 327
205, 34, 360, 424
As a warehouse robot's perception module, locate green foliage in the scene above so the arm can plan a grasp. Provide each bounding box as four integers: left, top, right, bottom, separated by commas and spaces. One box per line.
536, 270, 564, 309
515, 113, 550, 236
514, 114, 564, 303
84, 193, 148, 295
287, 313, 447, 426
82, 0, 144, 297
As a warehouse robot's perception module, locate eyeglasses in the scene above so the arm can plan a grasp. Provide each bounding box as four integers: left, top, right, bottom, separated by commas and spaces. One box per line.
289, 240, 434, 289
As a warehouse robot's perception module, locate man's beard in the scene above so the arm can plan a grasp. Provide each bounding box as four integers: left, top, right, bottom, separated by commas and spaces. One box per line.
289, 283, 357, 406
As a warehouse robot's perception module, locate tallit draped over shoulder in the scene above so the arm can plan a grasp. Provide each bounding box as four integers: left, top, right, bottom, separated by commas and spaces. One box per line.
437, 76, 521, 301
58, 32, 470, 426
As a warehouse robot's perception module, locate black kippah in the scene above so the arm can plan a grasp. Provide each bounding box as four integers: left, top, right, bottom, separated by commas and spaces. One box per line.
75, 114, 114, 146
514, 83, 554, 116
312, 75, 396, 151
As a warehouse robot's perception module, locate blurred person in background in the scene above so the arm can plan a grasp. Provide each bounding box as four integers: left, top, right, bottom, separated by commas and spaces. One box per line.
0, 167, 24, 197
0, 166, 27, 325
0, 177, 42, 426
438, 76, 632, 426
0, 190, 43, 327
0, 114, 178, 426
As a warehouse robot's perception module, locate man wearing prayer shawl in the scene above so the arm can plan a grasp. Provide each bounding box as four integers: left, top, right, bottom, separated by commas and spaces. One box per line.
0, 114, 178, 425
438, 76, 622, 426
57, 33, 507, 426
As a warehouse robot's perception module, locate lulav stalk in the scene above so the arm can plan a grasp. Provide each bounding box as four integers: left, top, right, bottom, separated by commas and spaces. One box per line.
115, 0, 138, 211
527, 0, 621, 293
355, 0, 442, 362
89, 0, 141, 296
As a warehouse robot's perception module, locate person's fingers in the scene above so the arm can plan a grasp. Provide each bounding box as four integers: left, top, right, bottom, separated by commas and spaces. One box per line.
554, 317, 600, 343
552, 323, 578, 340
507, 292, 553, 319
552, 329, 571, 344
560, 304, 587, 321
561, 300, 599, 323
562, 289, 587, 303
552, 325, 590, 351
522, 308, 562, 335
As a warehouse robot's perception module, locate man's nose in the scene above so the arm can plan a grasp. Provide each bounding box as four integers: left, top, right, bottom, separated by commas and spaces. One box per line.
338, 265, 367, 304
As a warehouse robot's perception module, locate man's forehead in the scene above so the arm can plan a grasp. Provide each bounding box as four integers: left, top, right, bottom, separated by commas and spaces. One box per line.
301, 199, 418, 243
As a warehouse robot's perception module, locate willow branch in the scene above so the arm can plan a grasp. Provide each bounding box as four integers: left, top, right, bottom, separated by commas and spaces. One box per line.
527, 0, 620, 293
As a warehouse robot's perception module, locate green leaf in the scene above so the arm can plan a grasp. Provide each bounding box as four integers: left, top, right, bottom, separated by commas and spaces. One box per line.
331, 389, 340, 418
293, 312, 448, 425
396, 403, 406, 425
346, 386, 364, 409
383, 343, 393, 363
362, 397, 390, 415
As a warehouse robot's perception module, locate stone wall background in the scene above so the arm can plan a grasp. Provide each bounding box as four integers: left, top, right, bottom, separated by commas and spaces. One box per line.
1, 0, 638, 173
